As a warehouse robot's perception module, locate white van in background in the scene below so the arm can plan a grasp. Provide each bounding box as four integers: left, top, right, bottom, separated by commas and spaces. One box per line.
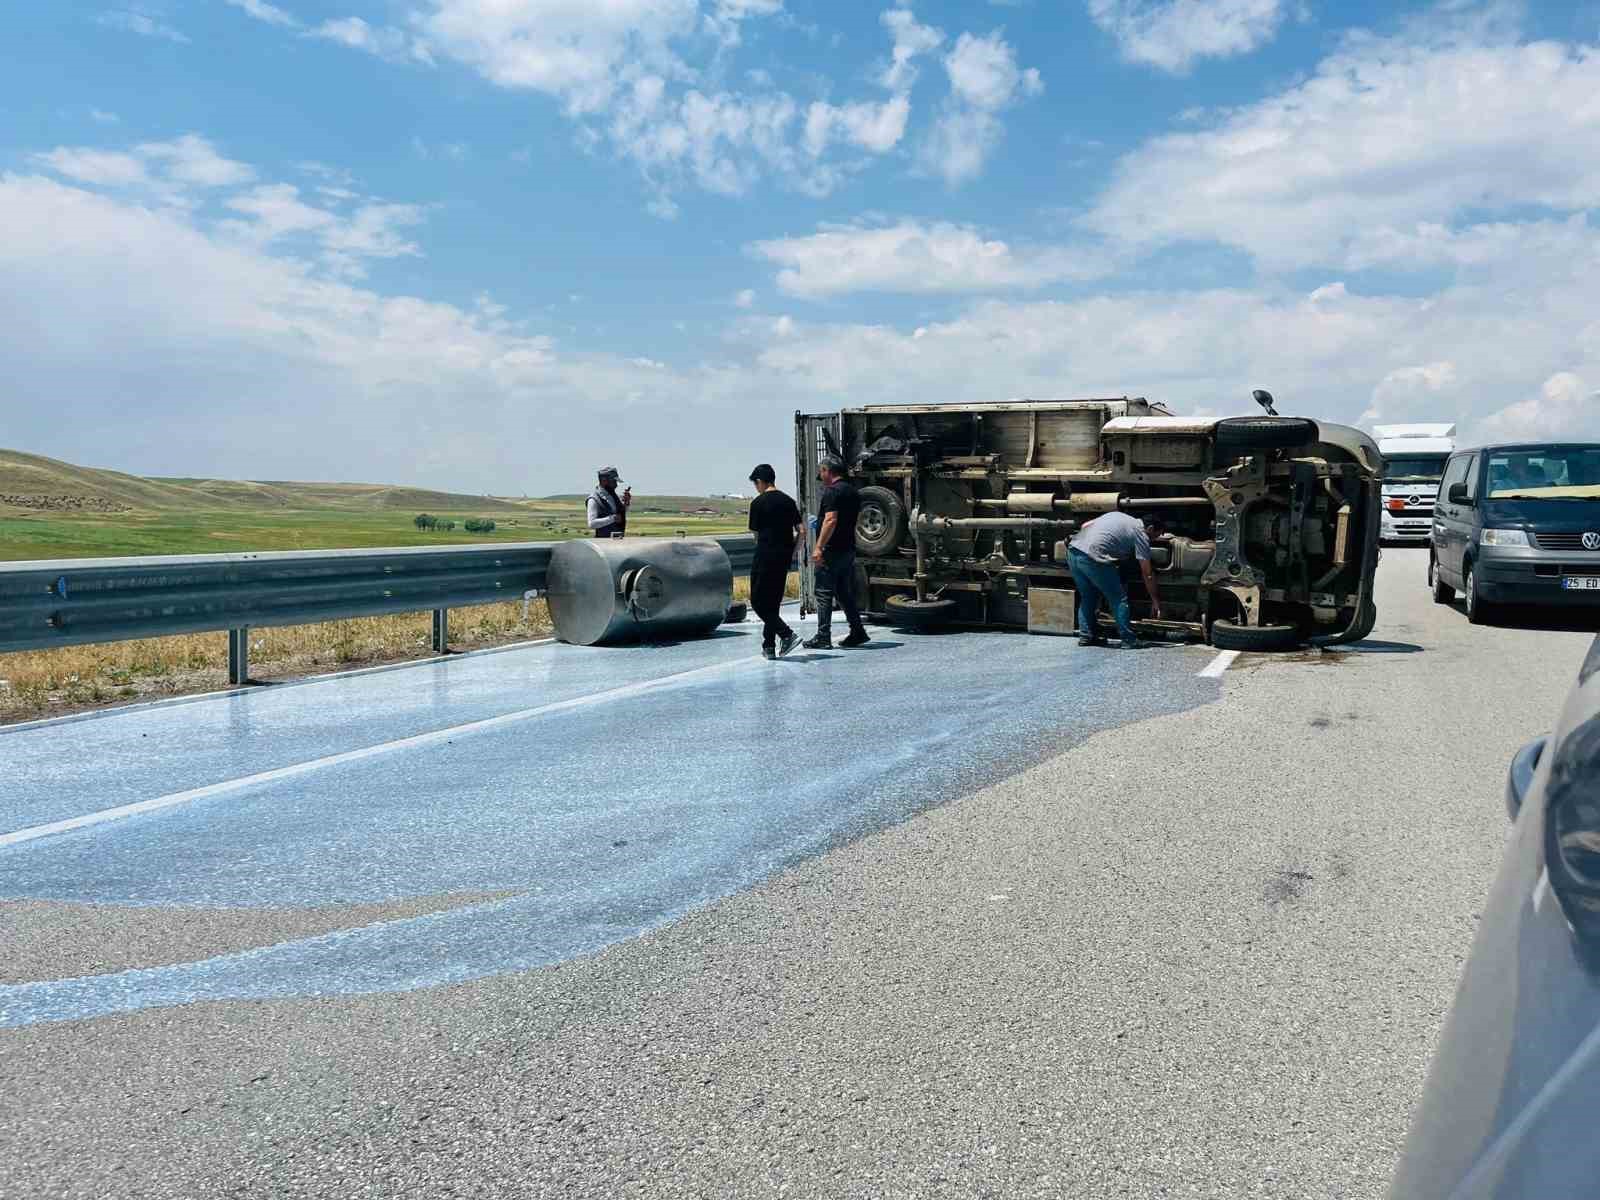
1374, 423, 1456, 544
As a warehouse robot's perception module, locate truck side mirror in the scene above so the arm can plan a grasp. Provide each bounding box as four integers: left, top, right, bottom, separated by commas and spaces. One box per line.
1447, 482, 1470, 505
1251, 389, 1277, 415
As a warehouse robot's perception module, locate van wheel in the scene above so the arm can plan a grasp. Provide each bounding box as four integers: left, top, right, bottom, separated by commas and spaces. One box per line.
1210, 619, 1302, 652
1429, 556, 1453, 603
885, 594, 957, 629
855, 486, 906, 557
1214, 417, 1318, 453
1465, 562, 1494, 625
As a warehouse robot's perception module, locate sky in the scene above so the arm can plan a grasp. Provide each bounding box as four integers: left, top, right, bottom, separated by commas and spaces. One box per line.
2, 0, 1598, 495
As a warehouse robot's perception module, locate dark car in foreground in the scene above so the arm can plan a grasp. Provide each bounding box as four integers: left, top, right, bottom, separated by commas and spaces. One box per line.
1430, 443, 1600, 623
1387, 637, 1600, 1198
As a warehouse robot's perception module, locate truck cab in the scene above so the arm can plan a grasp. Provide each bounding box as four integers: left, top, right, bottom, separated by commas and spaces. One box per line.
1374, 423, 1456, 545
795, 395, 1382, 649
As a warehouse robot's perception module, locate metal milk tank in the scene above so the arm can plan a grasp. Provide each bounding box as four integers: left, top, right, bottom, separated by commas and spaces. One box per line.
545, 537, 734, 646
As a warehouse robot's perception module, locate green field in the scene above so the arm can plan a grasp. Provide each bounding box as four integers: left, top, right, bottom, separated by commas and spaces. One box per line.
0, 449, 749, 561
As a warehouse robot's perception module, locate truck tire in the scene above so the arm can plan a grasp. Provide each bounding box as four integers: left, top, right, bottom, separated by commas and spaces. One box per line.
1210, 619, 1302, 651
1214, 417, 1318, 453
885, 594, 958, 629
1429, 556, 1453, 604
855, 486, 906, 557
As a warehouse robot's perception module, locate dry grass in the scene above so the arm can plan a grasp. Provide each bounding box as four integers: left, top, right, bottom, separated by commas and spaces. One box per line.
0, 575, 787, 724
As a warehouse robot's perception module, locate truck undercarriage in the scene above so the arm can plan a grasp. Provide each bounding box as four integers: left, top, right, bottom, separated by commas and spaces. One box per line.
795, 398, 1382, 650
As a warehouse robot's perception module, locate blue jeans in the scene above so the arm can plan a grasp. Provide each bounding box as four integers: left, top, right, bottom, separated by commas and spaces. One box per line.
1069, 549, 1136, 643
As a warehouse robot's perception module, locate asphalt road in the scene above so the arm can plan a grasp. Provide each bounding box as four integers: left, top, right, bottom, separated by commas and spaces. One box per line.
2, 548, 1594, 1198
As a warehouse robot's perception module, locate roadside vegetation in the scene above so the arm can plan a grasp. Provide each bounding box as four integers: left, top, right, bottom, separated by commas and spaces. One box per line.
0, 448, 767, 723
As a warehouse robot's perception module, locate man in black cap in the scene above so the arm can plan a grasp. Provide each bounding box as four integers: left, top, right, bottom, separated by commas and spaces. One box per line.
745, 463, 801, 660
803, 456, 870, 649
586, 466, 630, 538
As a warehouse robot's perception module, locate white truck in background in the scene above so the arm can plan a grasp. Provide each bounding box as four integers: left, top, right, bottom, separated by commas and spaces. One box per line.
1373, 423, 1456, 544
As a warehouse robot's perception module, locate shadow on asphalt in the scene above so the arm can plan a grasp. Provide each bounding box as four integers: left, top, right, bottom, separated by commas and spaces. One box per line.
1449, 603, 1600, 634
1349, 640, 1425, 654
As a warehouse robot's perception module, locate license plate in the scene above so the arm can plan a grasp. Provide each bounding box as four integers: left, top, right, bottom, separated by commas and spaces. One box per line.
1563, 577, 1600, 591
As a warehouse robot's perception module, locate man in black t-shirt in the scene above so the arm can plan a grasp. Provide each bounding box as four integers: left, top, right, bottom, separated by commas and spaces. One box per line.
803, 456, 869, 650
746, 463, 802, 659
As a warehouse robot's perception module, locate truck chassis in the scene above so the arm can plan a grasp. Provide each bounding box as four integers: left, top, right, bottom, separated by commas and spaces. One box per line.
794, 397, 1381, 649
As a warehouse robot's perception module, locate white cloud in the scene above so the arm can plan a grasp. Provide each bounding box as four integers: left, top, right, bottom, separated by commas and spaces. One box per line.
880, 8, 944, 91
1475, 373, 1600, 444
943, 29, 1042, 109
412, 139, 470, 162
287, 3, 1002, 209
706, 0, 784, 49
310, 17, 433, 65
33, 148, 149, 188
802, 96, 910, 157
733, 250, 1600, 447
921, 30, 1042, 185
6, 134, 1599, 495
224, 0, 300, 28
415, 0, 698, 112
1087, 0, 1286, 73
319, 203, 426, 273
222, 183, 338, 243
1361, 361, 1459, 426
0, 168, 735, 491
31, 136, 256, 205
1083, 31, 1600, 269
734, 288, 756, 308
32, 139, 419, 281
135, 134, 255, 188
96, 8, 190, 43
751, 220, 1106, 297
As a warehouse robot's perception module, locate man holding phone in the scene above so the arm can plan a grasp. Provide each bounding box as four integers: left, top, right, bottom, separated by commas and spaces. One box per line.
587, 466, 631, 538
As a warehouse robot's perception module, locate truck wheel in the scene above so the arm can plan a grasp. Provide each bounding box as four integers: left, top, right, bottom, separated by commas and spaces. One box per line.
855, 486, 906, 557
1214, 417, 1318, 453
1210, 619, 1302, 651
1429, 556, 1453, 604
885, 594, 958, 629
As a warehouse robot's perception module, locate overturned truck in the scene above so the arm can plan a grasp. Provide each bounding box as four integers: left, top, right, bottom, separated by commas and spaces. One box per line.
794, 396, 1381, 650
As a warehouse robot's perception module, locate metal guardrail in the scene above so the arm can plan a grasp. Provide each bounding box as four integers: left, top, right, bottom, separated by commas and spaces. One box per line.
0, 535, 758, 683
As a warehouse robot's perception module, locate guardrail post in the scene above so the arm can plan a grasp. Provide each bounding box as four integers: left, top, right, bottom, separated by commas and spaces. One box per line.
432, 608, 449, 654
228, 628, 250, 684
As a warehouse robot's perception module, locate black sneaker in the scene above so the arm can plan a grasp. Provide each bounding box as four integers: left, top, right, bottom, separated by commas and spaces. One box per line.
778, 632, 800, 658
1077, 635, 1106, 648
839, 629, 870, 648
1119, 638, 1146, 650
762, 646, 776, 660
802, 634, 832, 650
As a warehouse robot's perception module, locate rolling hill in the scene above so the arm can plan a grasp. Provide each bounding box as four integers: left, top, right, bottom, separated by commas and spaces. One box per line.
0, 449, 530, 514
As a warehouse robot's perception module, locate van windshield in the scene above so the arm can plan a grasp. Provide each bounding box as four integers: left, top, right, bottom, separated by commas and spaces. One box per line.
1385, 455, 1448, 483
1486, 447, 1600, 500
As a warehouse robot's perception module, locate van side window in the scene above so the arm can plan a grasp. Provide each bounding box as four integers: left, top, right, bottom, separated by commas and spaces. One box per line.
1439, 455, 1468, 500
1463, 453, 1481, 500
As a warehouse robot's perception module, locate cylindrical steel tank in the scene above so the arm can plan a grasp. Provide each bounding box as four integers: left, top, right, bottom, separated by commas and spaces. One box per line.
545, 537, 733, 646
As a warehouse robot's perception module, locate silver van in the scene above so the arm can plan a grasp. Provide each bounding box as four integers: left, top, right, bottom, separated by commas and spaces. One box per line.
1430, 443, 1600, 622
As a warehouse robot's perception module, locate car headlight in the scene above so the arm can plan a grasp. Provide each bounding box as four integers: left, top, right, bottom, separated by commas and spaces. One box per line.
1480, 528, 1529, 547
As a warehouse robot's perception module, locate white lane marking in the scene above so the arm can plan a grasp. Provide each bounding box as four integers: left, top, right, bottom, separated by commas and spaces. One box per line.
0, 657, 753, 851
1198, 650, 1240, 678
